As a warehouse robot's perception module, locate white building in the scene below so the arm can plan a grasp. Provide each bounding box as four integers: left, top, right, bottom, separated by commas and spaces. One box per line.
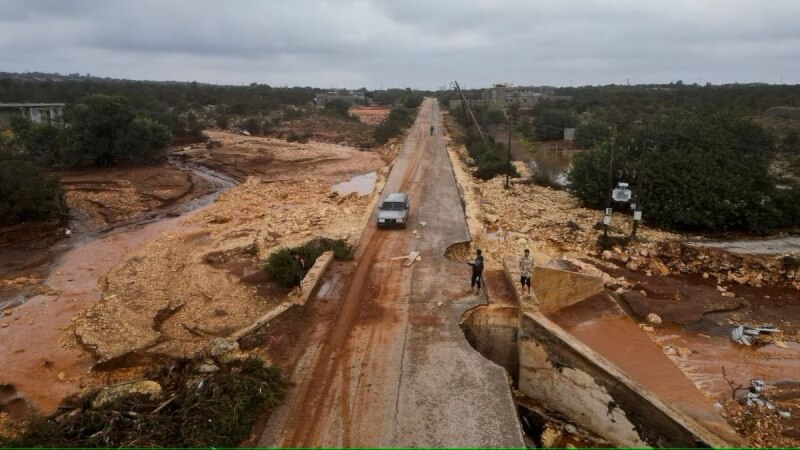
0, 102, 65, 129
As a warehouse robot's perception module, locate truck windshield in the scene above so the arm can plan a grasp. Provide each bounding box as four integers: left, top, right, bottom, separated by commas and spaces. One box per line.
382, 201, 405, 211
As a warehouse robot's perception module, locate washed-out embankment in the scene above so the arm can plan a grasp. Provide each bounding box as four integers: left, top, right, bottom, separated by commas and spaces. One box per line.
460, 261, 746, 447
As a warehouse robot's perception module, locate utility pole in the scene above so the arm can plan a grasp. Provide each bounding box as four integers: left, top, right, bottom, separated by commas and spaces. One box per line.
631, 122, 648, 240
603, 125, 617, 239
453, 81, 489, 148
505, 117, 513, 188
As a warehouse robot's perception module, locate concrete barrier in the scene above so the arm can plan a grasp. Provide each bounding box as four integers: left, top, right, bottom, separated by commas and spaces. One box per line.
519, 311, 739, 448
231, 251, 335, 341
494, 257, 742, 447
502, 259, 603, 314
298, 251, 334, 306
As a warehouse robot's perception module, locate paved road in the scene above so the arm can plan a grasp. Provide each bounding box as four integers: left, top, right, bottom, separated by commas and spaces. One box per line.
258, 99, 524, 447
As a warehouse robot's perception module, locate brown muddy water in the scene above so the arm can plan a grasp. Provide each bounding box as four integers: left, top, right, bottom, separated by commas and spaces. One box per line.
331, 171, 377, 196
0, 216, 195, 414
0, 162, 234, 415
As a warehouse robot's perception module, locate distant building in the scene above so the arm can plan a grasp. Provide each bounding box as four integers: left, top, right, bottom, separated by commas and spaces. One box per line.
482, 83, 542, 108
448, 98, 488, 111
563, 128, 576, 141
314, 91, 367, 107
449, 84, 573, 112
0, 102, 65, 129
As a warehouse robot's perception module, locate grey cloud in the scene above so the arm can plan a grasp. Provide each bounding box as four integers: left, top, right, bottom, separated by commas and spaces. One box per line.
0, 0, 799, 88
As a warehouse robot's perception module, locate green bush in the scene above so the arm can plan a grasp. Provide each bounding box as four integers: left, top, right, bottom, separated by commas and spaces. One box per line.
13, 94, 173, 168
567, 111, 796, 233
533, 109, 577, 141
402, 94, 423, 108
0, 159, 65, 225
574, 121, 611, 148
467, 141, 520, 180
324, 98, 351, 118
373, 107, 414, 144
263, 237, 354, 287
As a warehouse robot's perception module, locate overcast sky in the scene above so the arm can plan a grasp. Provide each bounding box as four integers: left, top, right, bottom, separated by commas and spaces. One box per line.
1, 0, 799, 89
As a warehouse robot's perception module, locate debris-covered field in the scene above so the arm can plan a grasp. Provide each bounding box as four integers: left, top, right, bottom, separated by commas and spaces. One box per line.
1, 355, 286, 448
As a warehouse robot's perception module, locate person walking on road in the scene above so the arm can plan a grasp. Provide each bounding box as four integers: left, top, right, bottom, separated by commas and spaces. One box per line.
467, 249, 484, 295
519, 249, 534, 297
430, 125, 435, 136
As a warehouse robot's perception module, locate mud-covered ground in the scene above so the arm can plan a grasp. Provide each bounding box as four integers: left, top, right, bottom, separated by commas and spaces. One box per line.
0, 163, 217, 310
270, 107, 387, 148
71, 132, 391, 363
0, 127, 400, 431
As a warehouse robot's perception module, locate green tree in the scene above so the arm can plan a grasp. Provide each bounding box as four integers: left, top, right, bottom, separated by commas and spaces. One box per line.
0, 158, 65, 225
324, 99, 351, 118
402, 94, 423, 108
484, 107, 507, 126
567, 111, 796, 233
574, 121, 611, 149
533, 109, 577, 140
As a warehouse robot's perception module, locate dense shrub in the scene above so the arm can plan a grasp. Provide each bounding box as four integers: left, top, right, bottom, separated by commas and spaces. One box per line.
0, 158, 65, 225
574, 121, 611, 149
263, 237, 354, 287
467, 141, 520, 180
567, 111, 799, 233
13, 94, 172, 168
402, 94, 424, 108
242, 117, 262, 135
324, 98, 352, 118
533, 109, 577, 141
373, 107, 414, 144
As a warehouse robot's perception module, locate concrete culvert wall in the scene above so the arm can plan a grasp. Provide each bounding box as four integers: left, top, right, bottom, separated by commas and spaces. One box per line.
459, 305, 520, 381
519, 312, 728, 448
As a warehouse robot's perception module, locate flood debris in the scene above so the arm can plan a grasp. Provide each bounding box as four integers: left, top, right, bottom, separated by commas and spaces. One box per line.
740, 379, 791, 418
731, 324, 780, 346
0, 356, 286, 448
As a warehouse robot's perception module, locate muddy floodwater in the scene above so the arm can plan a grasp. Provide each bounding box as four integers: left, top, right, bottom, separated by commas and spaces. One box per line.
0, 213, 205, 414
0, 162, 234, 415
331, 171, 378, 196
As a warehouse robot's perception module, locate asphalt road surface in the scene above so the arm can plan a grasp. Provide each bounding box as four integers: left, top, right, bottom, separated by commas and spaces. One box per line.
258, 98, 524, 447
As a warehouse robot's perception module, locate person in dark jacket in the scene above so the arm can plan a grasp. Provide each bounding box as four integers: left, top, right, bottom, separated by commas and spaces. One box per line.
467, 249, 484, 295
290, 251, 305, 296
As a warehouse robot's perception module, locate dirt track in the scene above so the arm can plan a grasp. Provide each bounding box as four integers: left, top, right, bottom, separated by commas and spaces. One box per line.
257, 99, 523, 447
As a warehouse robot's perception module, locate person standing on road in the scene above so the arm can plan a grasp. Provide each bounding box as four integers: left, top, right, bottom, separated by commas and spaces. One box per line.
290, 251, 305, 296
519, 249, 534, 297
430, 125, 435, 136
468, 249, 484, 295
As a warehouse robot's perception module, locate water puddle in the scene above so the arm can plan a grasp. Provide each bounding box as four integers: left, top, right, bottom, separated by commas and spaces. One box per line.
331, 172, 377, 197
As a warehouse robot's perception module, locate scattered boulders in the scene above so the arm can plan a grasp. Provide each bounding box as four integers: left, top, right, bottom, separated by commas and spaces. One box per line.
540, 423, 563, 448
209, 337, 240, 364
92, 380, 163, 408
646, 313, 662, 325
